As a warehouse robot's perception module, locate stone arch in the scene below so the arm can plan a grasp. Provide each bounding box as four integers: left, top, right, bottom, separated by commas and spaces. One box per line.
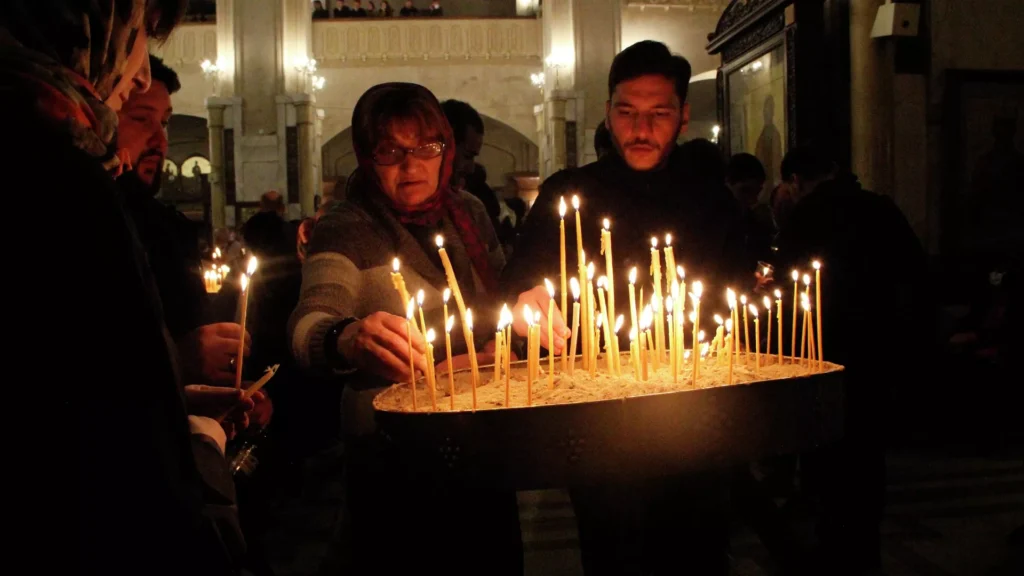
684, 70, 719, 143
322, 113, 538, 192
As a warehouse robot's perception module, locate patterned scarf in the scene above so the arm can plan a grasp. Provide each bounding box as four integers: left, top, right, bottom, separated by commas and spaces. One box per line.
351, 82, 498, 292
0, 0, 146, 175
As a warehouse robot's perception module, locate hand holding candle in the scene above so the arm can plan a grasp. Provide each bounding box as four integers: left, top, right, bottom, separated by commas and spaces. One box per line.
234, 256, 258, 389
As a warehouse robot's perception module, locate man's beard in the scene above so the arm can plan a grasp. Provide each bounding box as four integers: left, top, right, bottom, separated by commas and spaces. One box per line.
134, 151, 164, 197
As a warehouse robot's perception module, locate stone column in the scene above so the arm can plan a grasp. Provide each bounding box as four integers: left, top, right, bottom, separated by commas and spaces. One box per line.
296, 97, 317, 216
206, 98, 228, 228
849, 0, 894, 196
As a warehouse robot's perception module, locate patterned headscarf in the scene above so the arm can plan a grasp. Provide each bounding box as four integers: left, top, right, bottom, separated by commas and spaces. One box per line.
0, 0, 147, 174
350, 82, 498, 292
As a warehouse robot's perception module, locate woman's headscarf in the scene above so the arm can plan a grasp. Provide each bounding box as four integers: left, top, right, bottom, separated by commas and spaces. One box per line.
0, 0, 148, 174
350, 82, 497, 291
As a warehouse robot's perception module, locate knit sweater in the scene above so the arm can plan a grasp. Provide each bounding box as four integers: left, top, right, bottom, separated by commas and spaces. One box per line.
288, 187, 505, 435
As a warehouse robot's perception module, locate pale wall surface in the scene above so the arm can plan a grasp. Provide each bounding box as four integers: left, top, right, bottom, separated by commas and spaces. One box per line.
620, 3, 725, 79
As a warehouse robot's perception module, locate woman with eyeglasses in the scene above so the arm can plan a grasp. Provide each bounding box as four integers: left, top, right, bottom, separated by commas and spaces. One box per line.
289, 82, 521, 574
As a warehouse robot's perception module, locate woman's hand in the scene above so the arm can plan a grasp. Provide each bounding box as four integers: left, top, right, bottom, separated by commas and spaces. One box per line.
340, 312, 429, 382
512, 286, 571, 353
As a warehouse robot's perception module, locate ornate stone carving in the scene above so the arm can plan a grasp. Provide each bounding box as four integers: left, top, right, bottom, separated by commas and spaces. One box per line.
627, 0, 729, 9
721, 10, 784, 62
312, 18, 541, 66
150, 23, 217, 66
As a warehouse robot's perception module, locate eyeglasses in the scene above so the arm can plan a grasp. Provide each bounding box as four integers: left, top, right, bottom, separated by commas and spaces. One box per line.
373, 141, 445, 166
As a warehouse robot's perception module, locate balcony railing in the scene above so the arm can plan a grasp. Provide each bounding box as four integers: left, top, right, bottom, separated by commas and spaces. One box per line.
150, 23, 217, 66
312, 17, 541, 65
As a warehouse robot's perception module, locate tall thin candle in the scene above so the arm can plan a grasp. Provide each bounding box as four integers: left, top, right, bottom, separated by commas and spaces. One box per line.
791, 270, 799, 364
813, 260, 823, 371
573, 196, 588, 369
650, 237, 664, 362
663, 234, 676, 299
750, 304, 760, 376
601, 219, 616, 359
390, 257, 411, 306
763, 296, 773, 366
465, 309, 479, 410
234, 256, 258, 389
445, 315, 455, 410
425, 329, 437, 411
628, 267, 639, 348
405, 298, 417, 410
416, 289, 427, 338
803, 274, 815, 364
545, 278, 556, 390
436, 235, 476, 381
568, 278, 581, 375
559, 198, 568, 373
775, 289, 783, 365
597, 278, 614, 373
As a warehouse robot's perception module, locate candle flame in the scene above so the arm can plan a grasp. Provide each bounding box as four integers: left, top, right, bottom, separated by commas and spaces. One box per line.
466, 309, 474, 329
534, 310, 541, 323
763, 296, 772, 310
559, 196, 567, 217
597, 313, 604, 328
698, 330, 706, 342
240, 274, 250, 292
641, 305, 653, 329
392, 257, 400, 272
629, 327, 638, 341
701, 343, 710, 358
500, 303, 511, 325
246, 256, 258, 276
792, 270, 800, 281
443, 288, 451, 303
603, 218, 610, 230
446, 315, 455, 333
692, 281, 704, 298
629, 267, 637, 284
801, 299, 810, 311
614, 315, 624, 333
651, 294, 661, 313
684, 350, 691, 360
545, 278, 555, 298
726, 288, 737, 308
740, 294, 748, 305
688, 311, 696, 323
774, 288, 782, 299
416, 289, 425, 305
714, 314, 724, 326
671, 282, 679, 298
725, 318, 733, 332
435, 235, 444, 248
571, 195, 580, 210
665, 296, 674, 311
524, 304, 533, 326
749, 304, 759, 317
651, 237, 658, 248
426, 328, 436, 343
763, 266, 770, 276
813, 260, 821, 270
803, 274, 811, 286
587, 262, 595, 280
406, 298, 415, 320
597, 276, 607, 289
677, 265, 685, 280
665, 233, 672, 246
571, 277, 581, 300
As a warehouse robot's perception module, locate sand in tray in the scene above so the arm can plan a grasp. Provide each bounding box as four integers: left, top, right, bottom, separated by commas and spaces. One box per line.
374, 352, 839, 413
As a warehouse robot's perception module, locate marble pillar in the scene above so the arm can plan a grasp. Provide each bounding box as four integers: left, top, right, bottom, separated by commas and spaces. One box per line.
207, 99, 228, 228
849, 0, 894, 196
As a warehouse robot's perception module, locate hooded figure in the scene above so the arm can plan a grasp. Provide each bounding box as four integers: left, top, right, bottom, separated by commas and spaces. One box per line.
288, 82, 519, 574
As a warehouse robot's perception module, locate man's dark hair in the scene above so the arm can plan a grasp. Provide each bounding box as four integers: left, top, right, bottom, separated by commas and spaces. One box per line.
440, 99, 484, 144
260, 190, 286, 214
726, 153, 766, 184
149, 55, 181, 95
608, 40, 692, 104
780, 145, 836, 182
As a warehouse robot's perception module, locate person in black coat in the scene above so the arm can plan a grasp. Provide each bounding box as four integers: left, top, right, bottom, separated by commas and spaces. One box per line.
1, 2, 257, 573
504, 40, 745, 576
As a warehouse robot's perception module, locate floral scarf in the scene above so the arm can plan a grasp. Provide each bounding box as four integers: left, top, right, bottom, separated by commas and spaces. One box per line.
0, 0, 147, 175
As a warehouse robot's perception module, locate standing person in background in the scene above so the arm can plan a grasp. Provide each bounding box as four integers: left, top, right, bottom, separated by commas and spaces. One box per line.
440, 99, 504, 237
379, 0, 394, 16
1, 0, 257, 573
312, 0, 330, 19
400, 0, 419, 16
333, 0, 350, 17
350, 0, 368, 17
726, 152, 776, 269
427, 0, 443, 16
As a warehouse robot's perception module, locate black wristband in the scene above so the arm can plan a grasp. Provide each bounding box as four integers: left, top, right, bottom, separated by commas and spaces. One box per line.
324, 317, 358, 370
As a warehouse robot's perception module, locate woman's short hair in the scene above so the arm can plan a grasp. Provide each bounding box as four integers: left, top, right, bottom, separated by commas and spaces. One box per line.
352, 84, 450, 159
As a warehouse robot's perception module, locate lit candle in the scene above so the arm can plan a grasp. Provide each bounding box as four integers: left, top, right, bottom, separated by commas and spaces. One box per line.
442, 288, 451, 336
775, 289, 783, 365
503, 305, 512, 397
690, 281, 703, 383
416, 289, 427, 338
436, 235, 477, 387
587, 262, 597, 376
391, 257, 411, 307
545, 278, 556, 390
568, 278, 581, 376
597, 277, 614, 373
650, 237, 664, 361
524, 304, 535, 402
651, 293, 663, 371
613, 314, 624, 375
791, 270, 799, 364
445, 315, 455, 410
726, 289, 738, 356
676, 266, 686, 366
495, 315, 504, 392
741, 294, 751, 360
713, 314, 725, 358
425, 328, 437, 411
725, 318, 733, 384
465, 308, 479, 410
628, 267, 639, 349
640, 305, 652, 381
803, 274, 814, 364
532, 309, 541, 405
573, 196, 588, 369
234, 256, 258, 389
559, 198, 568, 373
601, 219, 616, 360
406, 298, 417, 410
750, 304, 760, 377
813, 260, 823, 371
696, 330, 706, 385
800, 293, 810, 366
664, 233, 676, 298
763, 296, 773, 366
667, 296, 676, 382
